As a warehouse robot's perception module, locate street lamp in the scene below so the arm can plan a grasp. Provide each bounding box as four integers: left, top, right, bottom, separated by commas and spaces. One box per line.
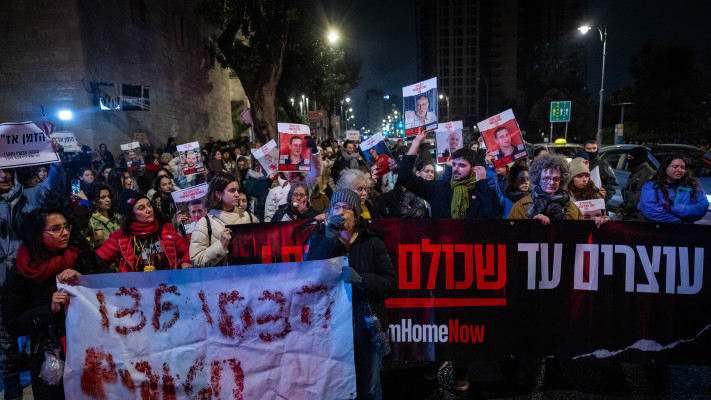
438, 94, 450, 122
328, 30, 339, 44
579, 24, 607, 148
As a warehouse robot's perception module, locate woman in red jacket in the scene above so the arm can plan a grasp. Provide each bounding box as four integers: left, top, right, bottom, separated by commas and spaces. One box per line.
97, 190, 191, 272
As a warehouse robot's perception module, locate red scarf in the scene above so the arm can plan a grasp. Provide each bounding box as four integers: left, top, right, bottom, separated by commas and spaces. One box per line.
16, 243, 79, 283
130, 220, 160, 237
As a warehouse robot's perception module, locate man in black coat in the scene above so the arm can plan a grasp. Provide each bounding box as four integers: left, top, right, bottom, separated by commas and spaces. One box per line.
399, 131, 501, 220
619, 146, 656, 221
585, 140, 619, 203
306, 189, 397, 399
331, 140, 367, 183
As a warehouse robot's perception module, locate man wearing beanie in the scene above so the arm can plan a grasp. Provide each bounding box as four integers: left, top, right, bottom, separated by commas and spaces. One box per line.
306, 188, 397, 399
399, 131, 501, 219
619, 146, 655, 221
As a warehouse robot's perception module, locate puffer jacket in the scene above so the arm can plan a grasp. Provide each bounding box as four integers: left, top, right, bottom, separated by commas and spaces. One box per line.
96, 223, 190, 272
189, 208, 254, 268
638, 181, 709, 223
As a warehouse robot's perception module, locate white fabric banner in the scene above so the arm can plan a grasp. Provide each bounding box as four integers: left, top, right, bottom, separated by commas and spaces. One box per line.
0, 121, 60, 167
59, 258, 356, 400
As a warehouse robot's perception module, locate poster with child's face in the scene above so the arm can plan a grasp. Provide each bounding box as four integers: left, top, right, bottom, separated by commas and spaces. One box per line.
120, 142, 144, 172
360, 134, 398, 178
477, 109, 527, 168
277, 123, 311, 172
177, 141, 205, 176
251, 140, 279, 178
434, 121, 463, 164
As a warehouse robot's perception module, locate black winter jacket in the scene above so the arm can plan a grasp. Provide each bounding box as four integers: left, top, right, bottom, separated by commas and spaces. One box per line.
398, 154, 501, 219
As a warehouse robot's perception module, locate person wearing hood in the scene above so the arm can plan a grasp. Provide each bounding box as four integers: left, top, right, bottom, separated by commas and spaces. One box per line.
619, 146, 656, 221
189, 173, 253, 268
0, 139, 64, 399
584, 140, 618, 202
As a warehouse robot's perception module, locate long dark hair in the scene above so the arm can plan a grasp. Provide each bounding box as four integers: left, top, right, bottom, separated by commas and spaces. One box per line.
566, 175, 601, 201
205, 172, 240, 211
89, 183, 118, 218
153, 175, 173, 196
107, 167, 130, 199
120, 198, 166, 236
97, 163, 114, 183
506, 163, 529, 194
653, 154, 700, 204
19, 208, 90, 259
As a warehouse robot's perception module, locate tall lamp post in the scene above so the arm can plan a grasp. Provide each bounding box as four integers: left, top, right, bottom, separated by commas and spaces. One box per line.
579, 24, 607, 148
438, 94, 450, 122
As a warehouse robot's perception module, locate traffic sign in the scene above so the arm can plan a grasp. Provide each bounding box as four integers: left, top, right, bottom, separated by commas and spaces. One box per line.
550, 101, 571, 122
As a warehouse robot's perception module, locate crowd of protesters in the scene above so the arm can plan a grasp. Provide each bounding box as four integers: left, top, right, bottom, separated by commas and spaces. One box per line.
0, 129, 709, 399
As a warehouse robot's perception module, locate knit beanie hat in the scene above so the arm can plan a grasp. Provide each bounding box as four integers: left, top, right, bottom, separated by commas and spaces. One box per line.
119, 189, 149, 216
568, 157, 590, 178
160, 153, 172, 164
329, 189, 362, 218
572, 150, 589, 161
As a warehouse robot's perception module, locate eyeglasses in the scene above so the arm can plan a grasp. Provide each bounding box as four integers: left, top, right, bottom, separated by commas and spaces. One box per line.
44, 223, 72, 234
292, 192, 307, 199
541, 177, 561, 184
353, 187, 367, 194
332, 203, 355, 212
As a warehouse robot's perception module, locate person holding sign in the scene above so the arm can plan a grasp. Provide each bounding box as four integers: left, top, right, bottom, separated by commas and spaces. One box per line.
306, 189, 397, 400
96, 190, 191, 272
566, 158, 610, 226
2, 208, 108, 398
398, 131, 500, 219
507, 154, 585, 224
189, 173, 254, 268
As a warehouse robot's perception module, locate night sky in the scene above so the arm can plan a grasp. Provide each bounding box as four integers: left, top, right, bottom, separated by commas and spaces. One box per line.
320, 0, 711, 128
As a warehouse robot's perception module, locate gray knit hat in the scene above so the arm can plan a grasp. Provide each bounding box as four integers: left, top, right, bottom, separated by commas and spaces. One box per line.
329, 189, 362, 218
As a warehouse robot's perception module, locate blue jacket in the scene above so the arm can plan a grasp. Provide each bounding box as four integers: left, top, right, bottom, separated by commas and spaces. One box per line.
638, 181, 709, 223
0, 163, 65, 284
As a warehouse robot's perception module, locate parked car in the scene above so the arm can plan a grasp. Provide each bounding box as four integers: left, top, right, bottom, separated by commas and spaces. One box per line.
599, 144, 711, 224
532, 142, 584, 161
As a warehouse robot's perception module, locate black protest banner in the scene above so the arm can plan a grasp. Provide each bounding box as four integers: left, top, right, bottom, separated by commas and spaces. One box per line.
228, 219, 711, 364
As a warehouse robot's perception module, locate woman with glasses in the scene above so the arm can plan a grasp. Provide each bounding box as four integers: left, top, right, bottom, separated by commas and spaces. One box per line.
337, 169, 387, 219
271, 183, 318, 222
507, 154, 583, 223
2, 208, 107, 398
189, 173, 253, 268
638, 154, 709, 223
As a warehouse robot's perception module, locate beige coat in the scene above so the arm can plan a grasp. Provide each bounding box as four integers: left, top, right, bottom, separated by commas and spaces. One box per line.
189, 208, 255, 268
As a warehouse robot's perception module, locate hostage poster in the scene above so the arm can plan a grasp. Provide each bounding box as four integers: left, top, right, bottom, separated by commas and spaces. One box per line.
477, 109, 527, 167
171, 183, 209, 240
360, 134, 398, 178
277, 123, 311, 173
251, 140, 279, 177
403, 78, 438, 136
120, 142, 144, 172
0, 121, 60, 168
59, 258, 356, 399
434, 121, 463, 164
177, 141, 204, 176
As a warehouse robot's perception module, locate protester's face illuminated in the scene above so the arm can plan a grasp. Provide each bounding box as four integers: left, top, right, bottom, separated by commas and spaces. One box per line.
330, 202, 355, 232
470, 143, 479, 151
573, 173, 590, 190
416, 97, 429, 118
584, 143, 598, 153
218, 181, 240, 211
515, 171, 530, 192
37, 167, 48, 181
540, 169, 562, 195
352, 182, 368, 204
42, 213, 70, 253
189, 204, 206, 220
237, 194, 248, 212
494, 129, 511, 148
103, 168, 112, 181
452, 158, 473, 181
128, 151, 137, 162
290, 138, 303, 157
238, 161, 246, 170
81, 169, 94, 183
416, 165, 435, 181
97, 189, 112, 212
133, 198, 154, 224
122, 173, 133, 189
345, 143, 356, 154
214, 151, 222, 160
666, 159, 686, 182
159, 177, 173, 193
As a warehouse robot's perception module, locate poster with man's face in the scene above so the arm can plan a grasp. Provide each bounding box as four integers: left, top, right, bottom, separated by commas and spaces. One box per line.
177, 141, 204, 176
574, 199, 606, 220
360, 135, 397, 178
277, 123, 311, 172
403, 77, 438, 136
120, 141, 144, 172
434, 121, 463, 164
251, 139, 279, 177
477, 109, 527, 167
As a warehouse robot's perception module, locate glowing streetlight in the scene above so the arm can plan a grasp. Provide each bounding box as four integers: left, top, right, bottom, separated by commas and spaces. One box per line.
328, 31, 339, 44
579, 24, 607, 148
58, 110, 73, 120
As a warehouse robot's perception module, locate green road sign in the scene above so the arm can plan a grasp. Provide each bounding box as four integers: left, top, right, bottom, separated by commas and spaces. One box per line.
550, 101, 571, 122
